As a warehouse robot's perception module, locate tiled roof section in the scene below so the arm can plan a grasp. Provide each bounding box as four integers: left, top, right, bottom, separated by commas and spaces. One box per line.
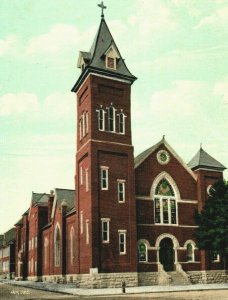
134, 140, 161, 169
22, 209, 29, 216
32, 192, 49, 205
188, 148, 226, 171
4, 227, 16, 244
72, 18, 136, 92
0, 235, 4, 247
134, 137, 197, 180
55, 188, 75, 213
14, 218, 23, 226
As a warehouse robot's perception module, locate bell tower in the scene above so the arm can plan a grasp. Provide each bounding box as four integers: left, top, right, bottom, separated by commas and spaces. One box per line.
72, 4, 137, 274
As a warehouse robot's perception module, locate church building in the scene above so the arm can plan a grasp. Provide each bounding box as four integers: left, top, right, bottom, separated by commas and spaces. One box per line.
13, 4, 227, 287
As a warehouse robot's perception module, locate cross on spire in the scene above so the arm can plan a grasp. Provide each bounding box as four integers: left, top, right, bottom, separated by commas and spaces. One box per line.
98, 1, 107, 18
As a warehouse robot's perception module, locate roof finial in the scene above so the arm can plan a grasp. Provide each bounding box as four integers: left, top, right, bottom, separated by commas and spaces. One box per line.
200, 143, 202, 149
162, 135, 165, 141
98, 1, 107, 19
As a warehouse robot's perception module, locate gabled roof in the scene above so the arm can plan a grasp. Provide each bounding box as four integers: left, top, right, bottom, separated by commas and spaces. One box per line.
32, 192, 49, 205
51, 188, 75, 219
0, 235, 4, 247
72, 18, 137, 92
134, 137, 197, 180
188, 147, 226, 171
4, 227, 16, 244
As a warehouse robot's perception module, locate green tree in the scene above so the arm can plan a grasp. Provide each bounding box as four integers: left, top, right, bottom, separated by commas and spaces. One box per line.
195, 179, 228, 269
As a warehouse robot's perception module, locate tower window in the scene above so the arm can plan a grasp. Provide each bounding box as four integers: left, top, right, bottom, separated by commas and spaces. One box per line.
85, 168, 89, 192
100, 167, 109, 190
97, 109, 105, 131
54, 225, 61, 267
117, 180, 125, 203
107, 57, 115, 69
85, 112, 89, 134
108, 106, 115, 132
119, 230, 126, 255
101, 218, 110, 243
119, 113, 126, 134
86, 220, 89, 244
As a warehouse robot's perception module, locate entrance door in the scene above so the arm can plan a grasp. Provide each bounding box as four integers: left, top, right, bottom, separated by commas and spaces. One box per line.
159, 238, 174, 271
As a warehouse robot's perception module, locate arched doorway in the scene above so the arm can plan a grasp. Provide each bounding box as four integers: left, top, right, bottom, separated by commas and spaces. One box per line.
159, 238, 174, 271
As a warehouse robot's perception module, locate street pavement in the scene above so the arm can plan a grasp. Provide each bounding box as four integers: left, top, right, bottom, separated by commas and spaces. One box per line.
1, 279, 228, 296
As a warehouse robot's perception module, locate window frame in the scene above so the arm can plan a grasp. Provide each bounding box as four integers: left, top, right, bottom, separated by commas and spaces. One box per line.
119, 112, 126, 134
70, 227, 75, 266
97, 109, 105, 131
138, 242, 148, 263
118, 230, 127, 255
101, 218, 110, 243
100, 166, 109, 190
54, 225, 61, 267
108, 106, 116, 132
117, 180, 126, 203
85, 168, 89, 192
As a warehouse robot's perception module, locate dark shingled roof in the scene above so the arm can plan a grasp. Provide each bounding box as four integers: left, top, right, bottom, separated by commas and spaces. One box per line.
134, 137, 197, 180
55, 188, 75, 213
14, 218, 23, 226
72, 18, 136, 92
0, 235, 4, 247
4, 227, 16, 244
188, 147, 226, 171
32, 192, 49, 205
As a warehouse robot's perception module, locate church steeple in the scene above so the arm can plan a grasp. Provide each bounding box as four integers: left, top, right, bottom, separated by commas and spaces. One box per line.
72, 14, 136, 92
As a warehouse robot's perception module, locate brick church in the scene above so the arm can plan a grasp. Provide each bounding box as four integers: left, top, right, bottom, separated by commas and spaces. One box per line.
13, 6, 227, 287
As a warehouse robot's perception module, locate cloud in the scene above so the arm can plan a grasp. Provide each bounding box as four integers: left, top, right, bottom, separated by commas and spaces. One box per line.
42, 92, 75, 118
128, 0, 177, 35
26, 24, 80, 55
0, 93, 39, 116
214, 77, 228, 105
195, 6, 228, 29
150, 80, 205, 116
0, 35, 18, 57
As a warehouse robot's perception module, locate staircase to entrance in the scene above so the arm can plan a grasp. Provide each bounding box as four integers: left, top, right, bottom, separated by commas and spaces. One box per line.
168, 271, 191, 285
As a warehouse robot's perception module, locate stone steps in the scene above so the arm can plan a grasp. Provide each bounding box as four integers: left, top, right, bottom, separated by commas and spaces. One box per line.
167, 272, 190, 285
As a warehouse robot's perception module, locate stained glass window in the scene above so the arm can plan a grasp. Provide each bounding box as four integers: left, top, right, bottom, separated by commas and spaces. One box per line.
155, 179, 174, 196
138, 243, 147, 262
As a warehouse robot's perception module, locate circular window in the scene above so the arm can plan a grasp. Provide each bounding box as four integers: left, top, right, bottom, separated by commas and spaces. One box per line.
157, 150, 170, 165
207, 185, 212, 195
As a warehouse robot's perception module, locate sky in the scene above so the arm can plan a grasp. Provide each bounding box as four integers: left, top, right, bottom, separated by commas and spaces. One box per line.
0, 0, 227, 233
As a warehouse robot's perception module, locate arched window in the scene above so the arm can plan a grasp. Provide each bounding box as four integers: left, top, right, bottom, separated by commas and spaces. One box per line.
54, 225, 61, 267
187, 243, 194, 262
119, 113, 125, 134
154, 178, 177, 225
70, 227, 75, 266
108, 106, 115, 132
138, 242, 147, 262
44, 238, 49, 268
97, 109, 105, 131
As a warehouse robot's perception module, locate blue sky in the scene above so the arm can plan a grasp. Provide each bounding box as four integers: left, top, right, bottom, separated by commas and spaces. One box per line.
0, 0, 227, 233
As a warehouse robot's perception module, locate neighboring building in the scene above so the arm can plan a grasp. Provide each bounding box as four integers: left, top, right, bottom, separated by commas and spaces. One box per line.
0, 228, 16, 279
7, 6, 228, 287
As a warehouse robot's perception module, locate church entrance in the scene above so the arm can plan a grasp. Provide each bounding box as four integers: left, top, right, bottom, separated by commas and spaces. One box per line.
159, 238, 174, 271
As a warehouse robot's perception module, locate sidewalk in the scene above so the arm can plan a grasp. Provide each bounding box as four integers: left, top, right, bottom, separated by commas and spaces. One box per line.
2, 279, 228, 296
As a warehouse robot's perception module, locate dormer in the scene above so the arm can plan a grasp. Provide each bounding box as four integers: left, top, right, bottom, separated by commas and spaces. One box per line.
104, 44, 120, 70
77, 51, 91, 72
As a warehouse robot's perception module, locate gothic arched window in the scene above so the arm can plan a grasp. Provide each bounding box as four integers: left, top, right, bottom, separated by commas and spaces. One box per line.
186, 243, 194, 262
119, 112, 126, 134
154, 179, 177, 225
108, 106, 115, 132
44, 238, 49, 268
70, 227, 75, 266
54, 225, 61, 267
97, 108, 105, 131
138, 242, 147, 262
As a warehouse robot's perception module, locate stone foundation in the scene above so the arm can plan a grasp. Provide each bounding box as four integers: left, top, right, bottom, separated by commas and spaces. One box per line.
42, 272, 138, 288
138, 272, 158, 286
40, 270, 227, 288
187, 270, 227, 284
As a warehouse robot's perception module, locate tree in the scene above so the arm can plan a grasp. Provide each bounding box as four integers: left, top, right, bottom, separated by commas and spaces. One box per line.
195, 179, 228, 269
